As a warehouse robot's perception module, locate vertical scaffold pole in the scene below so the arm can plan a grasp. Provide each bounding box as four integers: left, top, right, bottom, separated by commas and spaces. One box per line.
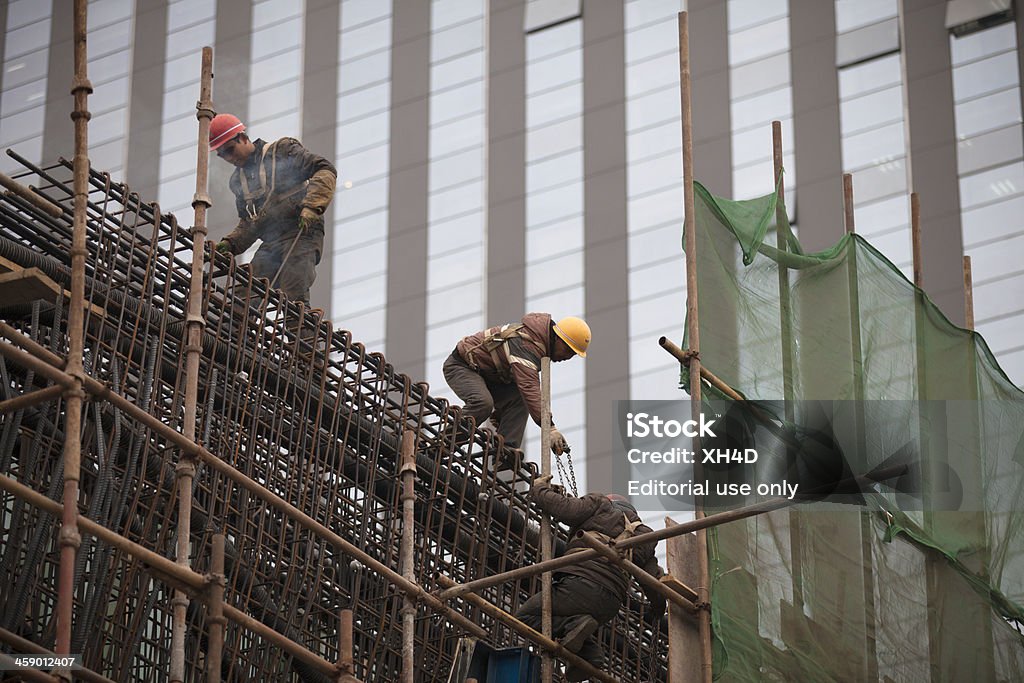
207, 533, 226, 683
963, 256, 974, 331
339, 608, 355, 682
677, 11, 712, 683
539, 356, 554, 683
400, 431, 417, 683
56, 3, 91, 678
171, 45, 214, 683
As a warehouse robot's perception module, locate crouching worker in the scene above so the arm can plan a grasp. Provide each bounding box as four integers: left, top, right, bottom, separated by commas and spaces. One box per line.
515, 476, 666, 681
442, 313, 590, 469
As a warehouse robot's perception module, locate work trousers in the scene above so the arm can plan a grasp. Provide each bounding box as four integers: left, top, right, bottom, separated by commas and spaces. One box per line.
516, 575, 621, 671
249, 228, 323, 304
442, 350, 529, 448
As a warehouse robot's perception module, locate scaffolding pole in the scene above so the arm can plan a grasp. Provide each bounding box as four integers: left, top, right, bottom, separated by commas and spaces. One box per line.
678, 11, 712, 682
55, 3, 91, 678
539, 356, 554, 682
400, 431, 417, 683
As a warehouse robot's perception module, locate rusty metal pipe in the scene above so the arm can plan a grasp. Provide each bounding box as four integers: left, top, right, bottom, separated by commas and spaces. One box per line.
0, 384, 64, 414
206, 533, 226, 683
399, 432, 416, 683
0, 172, 63, 217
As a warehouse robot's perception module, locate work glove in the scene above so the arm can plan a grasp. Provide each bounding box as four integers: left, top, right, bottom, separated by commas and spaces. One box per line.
549, 428, 569, 455
532, 473, 552, 489
214, 240, 232, 255
298, 207, 319, 232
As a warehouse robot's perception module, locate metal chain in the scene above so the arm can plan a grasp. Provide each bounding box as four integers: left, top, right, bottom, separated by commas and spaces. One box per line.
553, 451, 579, 498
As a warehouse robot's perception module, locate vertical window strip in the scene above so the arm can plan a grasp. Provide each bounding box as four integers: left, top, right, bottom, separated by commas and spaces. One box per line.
0, 1, 54, 174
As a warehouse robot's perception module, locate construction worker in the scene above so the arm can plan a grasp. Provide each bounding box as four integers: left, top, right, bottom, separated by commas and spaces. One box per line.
516, 478, 665, 681
443, 314, 590, 465
209, 113, 337, 304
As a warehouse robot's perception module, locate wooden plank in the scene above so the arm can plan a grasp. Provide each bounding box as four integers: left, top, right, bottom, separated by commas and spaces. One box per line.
659, 575, 700, 604
0, 267, 61, 303
0, 255, 20, 273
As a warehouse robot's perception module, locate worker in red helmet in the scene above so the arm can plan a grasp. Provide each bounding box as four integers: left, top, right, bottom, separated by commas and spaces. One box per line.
515, 481, 665, 681
443, 314, 591, 469
209, 113, 337, 304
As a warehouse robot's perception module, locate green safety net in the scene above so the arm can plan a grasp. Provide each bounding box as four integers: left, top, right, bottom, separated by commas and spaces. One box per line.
681, 180, 1024, 681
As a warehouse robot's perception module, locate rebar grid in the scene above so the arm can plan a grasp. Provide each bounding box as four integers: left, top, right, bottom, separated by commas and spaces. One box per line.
0, 151, 668, 681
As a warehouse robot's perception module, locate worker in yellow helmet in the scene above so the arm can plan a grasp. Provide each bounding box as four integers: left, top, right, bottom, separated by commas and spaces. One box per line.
443, 314, 590, 468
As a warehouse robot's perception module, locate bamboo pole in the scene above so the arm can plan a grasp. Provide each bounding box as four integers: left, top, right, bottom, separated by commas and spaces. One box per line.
399, 431, 417, 683
435, 576, 618, 683
56, 3, 91, 675
171, 44, 214, 683
0, 324, 489, 640
843, 173, 855, 235
206, 534, 226, 683
665, 519, 700, 683
539, 356, 553, 683
677, 12, 712, 683
0, 172, 63, 217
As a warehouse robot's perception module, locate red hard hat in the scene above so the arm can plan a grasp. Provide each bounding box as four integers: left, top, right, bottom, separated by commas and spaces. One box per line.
209, 113, 245, 151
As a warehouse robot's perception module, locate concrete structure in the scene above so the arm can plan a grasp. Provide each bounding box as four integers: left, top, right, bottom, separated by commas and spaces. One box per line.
2, 0, 1022, 489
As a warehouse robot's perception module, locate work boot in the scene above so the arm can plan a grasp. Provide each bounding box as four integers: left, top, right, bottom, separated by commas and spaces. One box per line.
494, 447, 524, 472
559, 615, 599, 654
563, 664, 590, 682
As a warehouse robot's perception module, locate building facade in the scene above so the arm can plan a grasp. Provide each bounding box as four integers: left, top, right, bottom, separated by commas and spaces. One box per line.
2, 0, 1022, 490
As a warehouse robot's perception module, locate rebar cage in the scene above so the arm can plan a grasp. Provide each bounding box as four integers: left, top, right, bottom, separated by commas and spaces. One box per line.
0, 152, 668, 682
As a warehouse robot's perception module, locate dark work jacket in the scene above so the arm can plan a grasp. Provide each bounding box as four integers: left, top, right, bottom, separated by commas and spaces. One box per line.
531, 483, 665, 615
223, 137, 336, 254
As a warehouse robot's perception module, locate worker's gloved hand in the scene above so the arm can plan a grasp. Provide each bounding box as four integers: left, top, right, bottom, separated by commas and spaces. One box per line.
214, 240, 232, 255
298, 207, 319, 232
532, 473, 553, 489
549, 428, 569, 455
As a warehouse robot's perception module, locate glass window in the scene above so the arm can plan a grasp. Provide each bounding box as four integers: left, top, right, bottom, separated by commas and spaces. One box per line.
526, 251, 583, 297
430, 19, 485, 62
626, 51, 679, 98
252, 17, 303, 60
728, 0, 788, 33
431, 80, 484, 125
334, 211, 388, 249
731, 88, 793, 130
624, 18, 679, 64
253, 0, 302, 29
429, 210, 484, 254
333, 272, 388, 311
527, 49, 581, 93
730, 51, 791, 100
425, 314, 481, 362
629, 259, 685, 300
629, 222, 683, 269
164, 52, 201, 90
628, 289, 687, 338
340, 17, 392, 61
957, 125, 1024, 176
850, 194, 908, 237
837, 53, 901, 98
834, 0, 897, 33
91, 108, 127, 146
953, 52, 1019, 102
528, 118, 582, 162
835, 17, 899, 68
839, 85, 903, 134
6, 18, 51, 58
89, 19, 132, 59
733, 155, 795, 202
332, 240, 387, 286
841, 121, 905, 172
953, 88, 1022, 137
732, 119, 793, 168
627, 186, 683, 234
961, 193, 1024, 246
337, 115, 390, 154
626, 87, 681, 129
526, 285, 584, 318
524, 0, 581, 32
433, 0, 484, 31
337, 82, 391, 121
950, 21, 1015, 62
430, 112, 484, 157
628, 120, 682, 163
160, 114, 197, 153
429, 280, 482, 314
7, 0, 51, 30
527, 180, 583, 226
843, 156, 907, 204
429, 180, 484, 223
338, 176, 389, 216
0, 135, 41, 174
730, 16, 789, 65
628, 152, 682, 197
341, 0, 392, 28
158, 145, 195, 182
0, 80, 47, 117
335, 307, 386, 349
428, 245, 483, 291
252, 49, 303, 89
339, 50, 391, 94
431, 51, 484, 91
526, 215, 584, 257
338, 144, 390, 183
90, 49, 132, 83
959, 161, 1024, 209
626, 0, 683, 29
527, 82, 583, 127
964, 232, 1024, 282
972, 273, 1024, 321
526, 18, 580, 62
168, 0, 216, 32
251, 111, 301, 143
166, 22, 215, 59
0, 106, 44, 146
528, 151, 583, 193
3, 50, 48, 90
429, 148, 484, 193
249, 79, 302, 121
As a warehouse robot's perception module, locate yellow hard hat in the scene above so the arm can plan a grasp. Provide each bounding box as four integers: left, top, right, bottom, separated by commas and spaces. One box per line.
553, 316, 591, 357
